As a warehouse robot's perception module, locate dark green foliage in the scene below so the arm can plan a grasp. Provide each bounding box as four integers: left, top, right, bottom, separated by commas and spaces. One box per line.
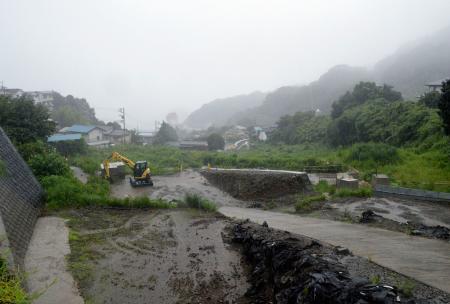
438, 80, 450, 135
183, 193, 217, 212
346, 143, 400, 166
207, 133, 225, 150
269, 111, 330, 145
17, 141, 49, 162
331, 82, 402, 119
328, 100, 443, 147
154, 121, 178, 144
51, 138, 87, 156
419, 91, 441, 108
28, 150, 71, 179
314, 180, 336, 194
0, 95, 55, 145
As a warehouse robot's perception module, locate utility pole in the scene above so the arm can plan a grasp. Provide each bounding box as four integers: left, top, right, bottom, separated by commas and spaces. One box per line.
119, 107, 126, 145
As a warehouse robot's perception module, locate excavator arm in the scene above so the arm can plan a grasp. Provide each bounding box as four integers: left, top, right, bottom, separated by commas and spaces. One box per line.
103, 152, 136, 179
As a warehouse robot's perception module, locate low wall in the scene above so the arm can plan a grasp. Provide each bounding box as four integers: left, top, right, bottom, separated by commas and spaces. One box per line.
201, 168, 312, 200
0, 128, 43, 269
375, 185, 450, 203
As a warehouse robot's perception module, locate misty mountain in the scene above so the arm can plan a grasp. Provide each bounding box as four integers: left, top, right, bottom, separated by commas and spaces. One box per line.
185, 26, 450, 128
373, 26, 450, 99
183, 91, 266, 129
229, 65, 371, 126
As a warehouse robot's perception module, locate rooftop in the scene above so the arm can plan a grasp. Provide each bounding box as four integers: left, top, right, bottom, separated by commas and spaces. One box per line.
48, 133, 82, 142
66, 124, 97, 134
426, 78, 449, 87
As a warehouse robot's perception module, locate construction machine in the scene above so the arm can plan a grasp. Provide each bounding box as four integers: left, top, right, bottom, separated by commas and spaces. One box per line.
102, 152, 153, 187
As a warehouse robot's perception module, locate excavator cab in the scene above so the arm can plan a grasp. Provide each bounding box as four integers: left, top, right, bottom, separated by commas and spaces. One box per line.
134, 161, 148, 178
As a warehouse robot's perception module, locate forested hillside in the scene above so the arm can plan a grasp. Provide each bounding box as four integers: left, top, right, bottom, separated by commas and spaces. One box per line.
186, 26, 450, 128
50, 92, 99, 127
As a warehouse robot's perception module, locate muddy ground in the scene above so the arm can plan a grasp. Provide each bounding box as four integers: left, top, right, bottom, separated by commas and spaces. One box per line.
57, 208, 250, 304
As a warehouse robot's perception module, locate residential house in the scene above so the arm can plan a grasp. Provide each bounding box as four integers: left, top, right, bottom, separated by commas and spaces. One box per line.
425, 78, 449, 92
59, 124, 109, 147
104, 129, 132, 145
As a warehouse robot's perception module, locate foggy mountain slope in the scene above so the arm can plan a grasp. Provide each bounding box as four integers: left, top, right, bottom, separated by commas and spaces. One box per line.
50, 92, 99, 127
183, 91, 266, 129
373, 26, 450, 99
229, 65, 371, 126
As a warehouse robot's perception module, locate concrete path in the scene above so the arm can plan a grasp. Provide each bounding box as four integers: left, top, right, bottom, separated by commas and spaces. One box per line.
219, 206, 450, 294
24, 217, 84, 304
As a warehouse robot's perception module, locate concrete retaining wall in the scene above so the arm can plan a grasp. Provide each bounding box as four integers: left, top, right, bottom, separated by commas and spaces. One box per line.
375, 185, 450, 203
0, 128, 43, 268
201, 168, 312, 200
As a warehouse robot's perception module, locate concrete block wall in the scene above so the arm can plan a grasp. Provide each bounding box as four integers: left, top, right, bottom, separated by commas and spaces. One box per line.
0, 127, 43, 268
201, 168, 312, 200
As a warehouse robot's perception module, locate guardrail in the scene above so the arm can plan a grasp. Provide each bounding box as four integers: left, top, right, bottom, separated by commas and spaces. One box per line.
374, 184, 450, 202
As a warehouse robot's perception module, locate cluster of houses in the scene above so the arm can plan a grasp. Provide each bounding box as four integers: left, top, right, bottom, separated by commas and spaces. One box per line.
48, 124, 131, 148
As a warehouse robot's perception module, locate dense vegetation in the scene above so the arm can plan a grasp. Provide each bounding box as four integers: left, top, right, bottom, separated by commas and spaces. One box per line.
0, 258, 30, 304
50, 92, 99, 127
153, 121, 178, 144
0, 96, 55, 145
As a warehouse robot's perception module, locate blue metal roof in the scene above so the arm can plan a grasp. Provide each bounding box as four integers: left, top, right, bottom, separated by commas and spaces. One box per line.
48, 133, 82, 142
66, 124, 96, 133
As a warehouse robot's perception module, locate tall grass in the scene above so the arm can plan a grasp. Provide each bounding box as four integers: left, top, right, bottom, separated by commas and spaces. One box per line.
183, 193, 217, 212
0, 258, 30, 304
41, 175, 172, 209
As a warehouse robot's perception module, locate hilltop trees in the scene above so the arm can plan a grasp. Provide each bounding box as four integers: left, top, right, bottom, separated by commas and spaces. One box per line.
331, 82, 402, 119
438, 80, 450, 135
0, 95, 55, 145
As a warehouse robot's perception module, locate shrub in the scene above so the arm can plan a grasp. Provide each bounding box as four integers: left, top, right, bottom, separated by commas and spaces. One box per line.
314, 180, 336, 194
333, 187, 372, 198
184, 193, 217, 212
207, 133, 225, 150
295, 194, 326, 213
0, 258, 30, 304
28, 151, 70, 180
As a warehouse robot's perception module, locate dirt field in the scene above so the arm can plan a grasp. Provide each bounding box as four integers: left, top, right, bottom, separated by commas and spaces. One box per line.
58, 208, 250, 304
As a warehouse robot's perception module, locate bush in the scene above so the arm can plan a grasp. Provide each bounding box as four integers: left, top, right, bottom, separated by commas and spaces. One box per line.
51, 139, 87, 157
0, 258, 30, 304
295, 194, 326, 213
184, 193, 217, 212
314, 180, 336, 194
207, 133, 225, 150
333, 187, 372, 198
28, 151, 71, 180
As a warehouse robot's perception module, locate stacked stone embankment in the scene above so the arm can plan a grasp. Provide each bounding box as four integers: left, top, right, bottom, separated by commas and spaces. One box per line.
201, 168, 312, 200
0, 127, 43, 268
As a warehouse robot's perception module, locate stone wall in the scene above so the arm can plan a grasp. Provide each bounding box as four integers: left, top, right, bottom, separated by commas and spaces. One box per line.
0, 128, 43, 268
201, 168, 312, 200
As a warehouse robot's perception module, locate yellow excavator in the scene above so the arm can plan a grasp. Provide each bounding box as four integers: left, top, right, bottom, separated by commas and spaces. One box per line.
102, 152, 153, 187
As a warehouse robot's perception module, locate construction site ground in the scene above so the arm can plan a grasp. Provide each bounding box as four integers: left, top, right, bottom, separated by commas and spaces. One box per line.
26, 169, 450, 303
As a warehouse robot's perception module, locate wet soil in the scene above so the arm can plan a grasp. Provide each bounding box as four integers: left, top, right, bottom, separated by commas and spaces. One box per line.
110, 170, 249, 207
58, 208, 250, 304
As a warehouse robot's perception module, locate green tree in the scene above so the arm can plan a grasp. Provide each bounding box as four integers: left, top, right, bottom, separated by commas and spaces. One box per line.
419, 91, 441, 109
207, 133, 225, 150
331, 82, 402, 119
438, 80, 450, 135
28, 150, 70, 179
0, 95, 56, 144
154, 121, 178, 144
51, 138, 87, 156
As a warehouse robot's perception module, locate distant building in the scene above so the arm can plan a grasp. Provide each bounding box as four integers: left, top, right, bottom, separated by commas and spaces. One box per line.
425, 78, 449, 92
2, 88, 24, 98
166, 140, 208, 150
137, 131, 156, 145
48, 133, 82, 143
104, 129, 131, 145
59, 124, 104, 143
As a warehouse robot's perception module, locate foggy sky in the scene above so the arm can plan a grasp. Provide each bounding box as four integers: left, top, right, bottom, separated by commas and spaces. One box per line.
1, 0, 450, 130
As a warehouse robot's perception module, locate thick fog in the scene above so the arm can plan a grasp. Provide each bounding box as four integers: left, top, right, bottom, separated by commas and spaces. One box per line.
1, 0, 450, 129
